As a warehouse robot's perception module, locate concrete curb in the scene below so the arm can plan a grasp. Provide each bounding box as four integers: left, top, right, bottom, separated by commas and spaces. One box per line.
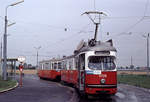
0, 82, 19, 93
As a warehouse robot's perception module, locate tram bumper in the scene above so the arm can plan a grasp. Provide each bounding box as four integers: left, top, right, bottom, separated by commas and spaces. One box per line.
85, 84, 117, 95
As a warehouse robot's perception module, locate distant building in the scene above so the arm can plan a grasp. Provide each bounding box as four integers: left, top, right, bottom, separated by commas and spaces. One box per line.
130, 65, 134, 69
139, 67, 147, 70
28, 64, 32, 69
23, 63, 28, 69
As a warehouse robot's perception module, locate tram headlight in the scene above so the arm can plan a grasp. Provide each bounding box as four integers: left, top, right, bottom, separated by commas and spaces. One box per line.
101, 79, 106, 84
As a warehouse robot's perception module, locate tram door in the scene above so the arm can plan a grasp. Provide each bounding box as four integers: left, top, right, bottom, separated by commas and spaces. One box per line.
78, 54, 85, 91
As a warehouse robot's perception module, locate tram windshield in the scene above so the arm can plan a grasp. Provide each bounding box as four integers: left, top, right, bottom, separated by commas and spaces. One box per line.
88, 56, 116, 70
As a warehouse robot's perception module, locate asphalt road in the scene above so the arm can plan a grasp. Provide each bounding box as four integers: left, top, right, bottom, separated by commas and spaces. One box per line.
0, 75, 73, 102
1, 75, 150, 102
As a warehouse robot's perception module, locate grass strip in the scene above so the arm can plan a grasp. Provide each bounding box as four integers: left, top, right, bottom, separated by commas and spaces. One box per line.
0, 76, 17, 91
118, 74, 150, 89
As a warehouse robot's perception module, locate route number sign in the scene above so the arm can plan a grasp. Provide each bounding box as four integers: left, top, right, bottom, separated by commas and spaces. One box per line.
18, 56, 26, 62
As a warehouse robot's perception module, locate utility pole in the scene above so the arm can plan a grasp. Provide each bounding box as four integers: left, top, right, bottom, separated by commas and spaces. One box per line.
34, 46, 41, 69
37, 51, 39, 68
2, 0, 24, 80
131, 56, 133, 66
147, 33, 149, 76
3, 9, 8, 80
142, 33, 149, 76
0, 37, 2, 76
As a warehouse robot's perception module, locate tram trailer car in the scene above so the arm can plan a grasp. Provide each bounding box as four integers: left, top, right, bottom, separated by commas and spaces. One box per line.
61, 39, 117, 96
61, 55, 78, 85
38, 59, 61, 81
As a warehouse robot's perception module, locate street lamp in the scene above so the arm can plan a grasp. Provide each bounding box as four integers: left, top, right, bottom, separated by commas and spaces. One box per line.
34, 46, 41, 69
2, 0, 24, 80
142, 33, 149, 76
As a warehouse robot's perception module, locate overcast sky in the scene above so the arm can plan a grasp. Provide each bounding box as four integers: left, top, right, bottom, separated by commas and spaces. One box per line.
0, 0, 150, 67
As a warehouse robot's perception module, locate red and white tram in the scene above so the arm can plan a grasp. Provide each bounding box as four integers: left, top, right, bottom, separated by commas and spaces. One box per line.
74, 40, 117, 95
60, 39, 117, 95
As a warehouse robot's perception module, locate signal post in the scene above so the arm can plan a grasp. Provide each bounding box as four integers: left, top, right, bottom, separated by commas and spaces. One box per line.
18, 56, 25, 87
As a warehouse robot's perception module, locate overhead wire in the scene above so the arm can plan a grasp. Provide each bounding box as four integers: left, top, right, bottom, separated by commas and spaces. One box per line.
110, 0, 150, 39
51, 22, 91, 44
0, 16, 4, 20
4, 0, 150, 58
43, 22, 92, 52
15, 20, 82, 32
9, 51, 53, 58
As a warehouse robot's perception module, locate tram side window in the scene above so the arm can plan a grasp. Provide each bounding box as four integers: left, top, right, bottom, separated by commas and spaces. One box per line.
69, 59, 73, 70
79, 54, 85, 70
58, 62, 62, 69
54, 63, 57, 69
42, 63, 44, 70
62, 61, 64, 69
49, 62, 51, 70
45, 63, 49, 70
39, 63, 42, 70
67, 60, 70, 70
72, 58, 75, 70
75, 57, 78, 70
65, 61, 67, 70
52, 63, 54, 70
62, 61, 66, 70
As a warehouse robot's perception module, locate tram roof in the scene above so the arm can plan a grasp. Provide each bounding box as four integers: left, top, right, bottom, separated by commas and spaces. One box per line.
74, 40, 117, 54
39, 58, 62, 63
